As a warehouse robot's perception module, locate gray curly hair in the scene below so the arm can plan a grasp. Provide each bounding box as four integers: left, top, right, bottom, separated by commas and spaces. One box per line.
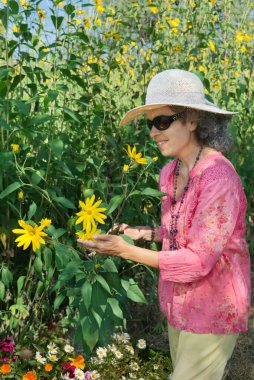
172, 106, 233, 151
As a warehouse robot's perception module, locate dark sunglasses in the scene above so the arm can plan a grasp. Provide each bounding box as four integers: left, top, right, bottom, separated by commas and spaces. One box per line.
147, 112, 185, 131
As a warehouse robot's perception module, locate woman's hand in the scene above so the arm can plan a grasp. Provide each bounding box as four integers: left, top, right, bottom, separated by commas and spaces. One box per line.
110, 224, 155, 241
77, 234, 131, 257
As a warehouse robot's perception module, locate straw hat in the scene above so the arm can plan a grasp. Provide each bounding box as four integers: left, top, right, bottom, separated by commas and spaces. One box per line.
120, 69, 237, 126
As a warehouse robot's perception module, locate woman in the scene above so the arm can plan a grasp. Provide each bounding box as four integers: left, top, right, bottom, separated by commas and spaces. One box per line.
78, 69, 250, 380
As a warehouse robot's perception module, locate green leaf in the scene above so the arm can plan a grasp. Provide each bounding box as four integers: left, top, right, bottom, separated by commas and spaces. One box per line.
107, 195, 124, 215
43, 247, 52, 269
1, 266, 13, 287
17, 276, 26, 295
81, 281, 92, 310
30, 170, 45, 185
0, 182, 21, 199
0, 281, 5, 301
12, 99, 30, 115
28, 201, 37, 219
28, 115, 51, 126
81, 316, 99, 352
107, 298, 123, 319
91, 307, 103, 327
63, 107, 80, 123
34, 256, 43, 279
51, 15, 64, 29
9, 0, 19, 14
48, 90, 59, 101
54, 294, 66, 310
53, 197, 76, 209
120, 234, 134, 245
126, 279, 147, 304
141, 188, 166, 197
102, 258, 118, 273
49, 139, 64, 156
95, 274, 112, 295
63, 3, 75, 15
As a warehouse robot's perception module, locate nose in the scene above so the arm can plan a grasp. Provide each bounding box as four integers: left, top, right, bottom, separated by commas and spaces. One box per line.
149, 125, 160, 139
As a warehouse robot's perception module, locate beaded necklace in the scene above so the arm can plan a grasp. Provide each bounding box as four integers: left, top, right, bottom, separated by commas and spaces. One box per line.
169, 147, 203, 250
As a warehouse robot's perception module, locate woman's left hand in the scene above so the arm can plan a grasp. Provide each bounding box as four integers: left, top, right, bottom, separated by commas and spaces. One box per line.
77, 234, 130, 257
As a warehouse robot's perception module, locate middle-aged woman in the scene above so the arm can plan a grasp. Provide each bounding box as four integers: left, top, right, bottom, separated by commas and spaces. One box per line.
78, 69, 251, 380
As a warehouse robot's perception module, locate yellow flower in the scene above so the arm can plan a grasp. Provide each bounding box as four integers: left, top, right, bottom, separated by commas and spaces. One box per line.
127, 145, 147, 165
198, 65, 207, 74
68, 355, 85, 369
73, 18, 82, 25
43, 47, 49, 52
96, 5, 104, 13
12, 220, 48, 252
40, 218, 52, 228
240, 45, 247, 53
11, 143, 19, 152
56, 1, 63, 6
149, 6, 158, 13
208, 40, 216, 53
153, 156, 158, 161
123, 164, 129, 172
236, 31, 243, 44
12, 26, 20, 33
1, 0, 7, 4
83, 18, 91, 28
75, 195, 107, 231
243, 34, 251, 43
18, 191, 24, 200
96, 19, 102, 26
20, 0, 30, 7
76, 224, 102, 241
38, 10, 46, 19
189, 1, 196, 6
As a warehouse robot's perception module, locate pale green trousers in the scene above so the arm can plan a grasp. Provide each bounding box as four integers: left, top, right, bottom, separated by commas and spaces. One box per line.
168, 324, 238, 380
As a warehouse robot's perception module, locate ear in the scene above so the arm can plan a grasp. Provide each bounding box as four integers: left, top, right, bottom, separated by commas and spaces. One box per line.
189, 119, 198, 132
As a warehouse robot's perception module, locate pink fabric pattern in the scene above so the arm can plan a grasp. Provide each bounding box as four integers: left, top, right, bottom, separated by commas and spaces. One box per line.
158, 152, 250, 333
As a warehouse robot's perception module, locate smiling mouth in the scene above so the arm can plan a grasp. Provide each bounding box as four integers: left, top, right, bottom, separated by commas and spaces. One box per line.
157, 141, 168, 147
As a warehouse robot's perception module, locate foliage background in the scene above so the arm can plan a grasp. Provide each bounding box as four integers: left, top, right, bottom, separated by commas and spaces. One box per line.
0, 0, 253, 355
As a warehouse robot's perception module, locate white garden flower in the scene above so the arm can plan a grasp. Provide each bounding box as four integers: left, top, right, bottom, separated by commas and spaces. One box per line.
35, 351, 46, 364
64, 344, 74, 353
129, 361, 140, 371
153, 364, 159, 370
125, 345, 134, 355
129, 373, 137, 379
48, 353, 58, 362
108, 343, 117, 353
136, 339, 146, 349
90, 371, 100, 379
114, 350, 123, 359
61, 375, 71, 380
96, 346, 107, 359
75, 368, 85, 380
47, 342, 58, 354
118, 332, 130, 344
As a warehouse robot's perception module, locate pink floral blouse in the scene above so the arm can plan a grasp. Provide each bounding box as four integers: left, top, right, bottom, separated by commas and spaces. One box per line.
158, 152, 250, 334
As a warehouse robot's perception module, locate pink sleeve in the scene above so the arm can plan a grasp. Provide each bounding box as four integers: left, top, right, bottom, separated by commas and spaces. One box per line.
158, 177, 242, 283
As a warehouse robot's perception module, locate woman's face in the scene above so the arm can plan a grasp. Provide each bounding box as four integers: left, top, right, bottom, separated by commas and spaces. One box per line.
147, 106, 198, 158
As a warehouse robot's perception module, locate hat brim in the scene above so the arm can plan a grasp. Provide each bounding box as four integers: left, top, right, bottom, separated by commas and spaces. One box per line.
119, 101, 237, 126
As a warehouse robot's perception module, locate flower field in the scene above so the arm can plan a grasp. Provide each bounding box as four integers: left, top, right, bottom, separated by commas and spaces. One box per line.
0, 0, 253, 378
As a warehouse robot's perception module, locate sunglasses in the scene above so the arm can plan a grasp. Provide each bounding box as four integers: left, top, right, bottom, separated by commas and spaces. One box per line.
147, 112, 185, 131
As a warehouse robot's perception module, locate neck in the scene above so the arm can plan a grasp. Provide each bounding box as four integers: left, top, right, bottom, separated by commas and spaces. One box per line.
177, 144, 203, 172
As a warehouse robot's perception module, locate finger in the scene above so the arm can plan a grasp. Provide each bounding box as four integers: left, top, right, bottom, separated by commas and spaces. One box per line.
93, 234, 112, 241
77, 239, 97, 249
